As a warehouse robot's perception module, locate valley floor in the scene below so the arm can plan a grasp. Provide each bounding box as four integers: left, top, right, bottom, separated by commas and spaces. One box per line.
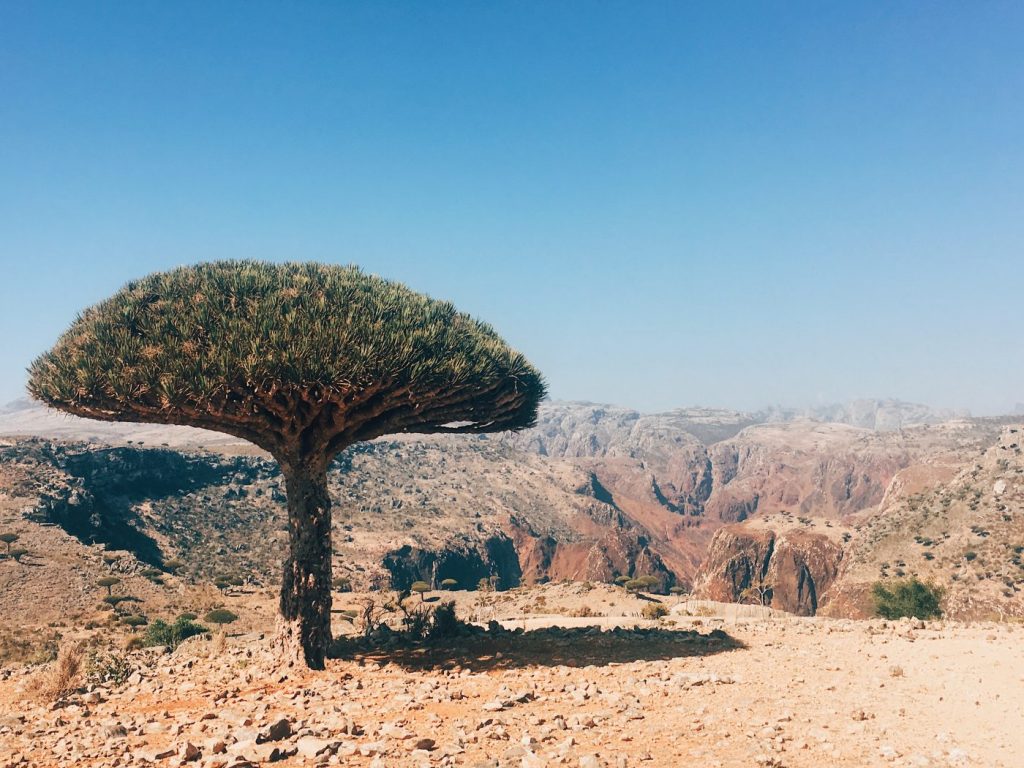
1, 607, 1022, 768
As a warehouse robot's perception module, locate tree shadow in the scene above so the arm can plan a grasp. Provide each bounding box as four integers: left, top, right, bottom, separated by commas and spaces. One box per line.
330, 625, 744, 672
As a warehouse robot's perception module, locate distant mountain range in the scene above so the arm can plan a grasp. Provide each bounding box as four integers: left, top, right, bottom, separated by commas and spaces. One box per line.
0, 396, 978, 447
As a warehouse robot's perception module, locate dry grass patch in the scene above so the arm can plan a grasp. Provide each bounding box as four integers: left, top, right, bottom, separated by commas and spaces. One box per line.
30, 640, 86, 701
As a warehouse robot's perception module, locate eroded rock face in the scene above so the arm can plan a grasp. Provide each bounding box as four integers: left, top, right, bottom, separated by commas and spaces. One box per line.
766, 531, 843, 615
693, 526, 843, 615
382, 534, 523, 592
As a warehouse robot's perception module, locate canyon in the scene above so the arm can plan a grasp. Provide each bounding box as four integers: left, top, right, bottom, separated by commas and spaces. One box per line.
2, 398, 1021, 622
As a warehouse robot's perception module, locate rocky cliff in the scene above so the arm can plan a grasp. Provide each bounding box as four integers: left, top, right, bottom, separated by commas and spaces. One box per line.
692, 525, 844, 615
821, 424, 1024, 620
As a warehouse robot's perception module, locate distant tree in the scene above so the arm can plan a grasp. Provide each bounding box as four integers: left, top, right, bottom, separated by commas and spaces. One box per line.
204, 608, 239, 628
97, 576, 121, 596
102, 553, 121, 567
625, 575, 659, 594
29, 261, 544, 668
440, 578, 458, 590
669, 586, 687, 602
614, 575, 631, 587
0, 533, 18, 556
121, 615, 148, 631
141, 567, 164, 584
214, 574, 244, 592
176, 612, 198, 622
740, 581, 774, 607
331, 576, 352, 592
163, 559, 185, 574
872, 578, 943, 620
410, 581, 431, 601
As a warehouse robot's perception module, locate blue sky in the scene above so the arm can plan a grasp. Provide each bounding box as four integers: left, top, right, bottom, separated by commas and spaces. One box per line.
1, 2, 1022, 414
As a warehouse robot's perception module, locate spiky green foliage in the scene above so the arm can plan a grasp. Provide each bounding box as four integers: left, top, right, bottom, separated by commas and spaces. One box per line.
28, 261, 546, 462
872, 578, 943, 620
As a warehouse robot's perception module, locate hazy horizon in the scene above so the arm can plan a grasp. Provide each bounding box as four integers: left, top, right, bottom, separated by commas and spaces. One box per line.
2, 3, 1022, 416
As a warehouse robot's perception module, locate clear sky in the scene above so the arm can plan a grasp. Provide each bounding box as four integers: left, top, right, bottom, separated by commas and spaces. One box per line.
2, 2, 1022, 415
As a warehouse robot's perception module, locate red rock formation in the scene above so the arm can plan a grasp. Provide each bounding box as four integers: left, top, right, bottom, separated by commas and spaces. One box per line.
692, 525, 843, 615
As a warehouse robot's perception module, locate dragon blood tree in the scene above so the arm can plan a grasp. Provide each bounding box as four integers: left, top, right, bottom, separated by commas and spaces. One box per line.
28, 261, 545, 668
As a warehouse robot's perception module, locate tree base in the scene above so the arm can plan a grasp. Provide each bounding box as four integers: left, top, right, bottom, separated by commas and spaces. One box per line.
274, 617, 323, 670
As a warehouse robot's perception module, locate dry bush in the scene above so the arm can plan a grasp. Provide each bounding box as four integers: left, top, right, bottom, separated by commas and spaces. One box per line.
212, 629, 227, 655
642, 603, 669, 620
0, 628, 60, 666
31, 641, 86, 701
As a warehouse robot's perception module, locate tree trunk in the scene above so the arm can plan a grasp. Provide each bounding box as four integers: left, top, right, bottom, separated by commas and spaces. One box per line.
279, 463, 332, 669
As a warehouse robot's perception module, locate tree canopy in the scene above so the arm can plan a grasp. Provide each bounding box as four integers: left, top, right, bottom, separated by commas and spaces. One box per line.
30, 261, 545, 669
28, 260, 546, 466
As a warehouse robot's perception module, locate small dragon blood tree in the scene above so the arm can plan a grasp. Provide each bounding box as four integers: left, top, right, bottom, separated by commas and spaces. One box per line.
28, 261, 545, 668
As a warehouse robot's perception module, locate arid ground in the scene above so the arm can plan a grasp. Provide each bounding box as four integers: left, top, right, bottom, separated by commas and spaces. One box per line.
1, 584, 1022, 768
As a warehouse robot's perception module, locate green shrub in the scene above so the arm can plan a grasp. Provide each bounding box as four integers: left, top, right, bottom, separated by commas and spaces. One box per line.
428, 601, 462, 639
214, 574, 244, 590
143, 617, 209, 650
86, 651, 134, 686
871, 578, 943, 620
121, 615, 148, 631
332, 576, 352, 592
204, 608, 239, 626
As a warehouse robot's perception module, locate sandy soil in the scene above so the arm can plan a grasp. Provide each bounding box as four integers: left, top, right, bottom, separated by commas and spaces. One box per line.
1, 591, 1022, 768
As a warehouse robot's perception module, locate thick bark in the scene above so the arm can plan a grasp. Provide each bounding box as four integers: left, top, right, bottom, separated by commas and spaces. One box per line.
279, 463, 333, 669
